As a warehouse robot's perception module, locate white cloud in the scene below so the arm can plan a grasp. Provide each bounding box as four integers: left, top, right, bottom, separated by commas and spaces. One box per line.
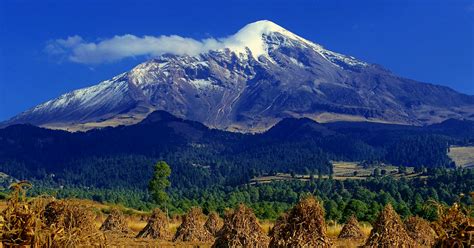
45, 35, 84, 55
45, 20, 291, 64
46, 34, 226, 64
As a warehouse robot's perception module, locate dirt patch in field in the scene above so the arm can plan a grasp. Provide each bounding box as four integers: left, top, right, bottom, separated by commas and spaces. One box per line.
212, 204, 269, 248
269, 196, 332, 247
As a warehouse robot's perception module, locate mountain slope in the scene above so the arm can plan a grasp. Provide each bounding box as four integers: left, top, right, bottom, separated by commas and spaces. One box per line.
5, 20, 474, 132
2, 110, 472, 189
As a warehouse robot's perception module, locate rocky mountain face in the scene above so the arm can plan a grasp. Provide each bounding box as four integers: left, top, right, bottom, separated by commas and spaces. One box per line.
4, 20, 474, 132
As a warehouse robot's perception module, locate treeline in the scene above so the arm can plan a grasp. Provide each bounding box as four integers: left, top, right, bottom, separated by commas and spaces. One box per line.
26, 168, 474, 223
0, 132, 452, 190
0, 112, 471, 190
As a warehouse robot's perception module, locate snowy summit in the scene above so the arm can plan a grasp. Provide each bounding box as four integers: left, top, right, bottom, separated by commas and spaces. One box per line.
4, 20, 474, 132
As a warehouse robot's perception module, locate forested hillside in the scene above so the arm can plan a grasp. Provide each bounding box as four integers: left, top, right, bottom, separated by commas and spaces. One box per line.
28, 168, 473, 222
0, 111, 472, 191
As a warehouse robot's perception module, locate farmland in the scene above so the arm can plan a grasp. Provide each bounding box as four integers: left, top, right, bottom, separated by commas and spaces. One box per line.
251, 161, 419, 184
0, 197, 371, 248
449, 146, 474, 168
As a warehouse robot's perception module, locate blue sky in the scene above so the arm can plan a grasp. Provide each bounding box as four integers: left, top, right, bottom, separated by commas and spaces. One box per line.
0, 0, 473, 121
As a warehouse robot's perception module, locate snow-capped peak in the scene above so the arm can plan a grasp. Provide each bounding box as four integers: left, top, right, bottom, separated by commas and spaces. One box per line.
222, 20, 302, 58
220, 20, 367, 67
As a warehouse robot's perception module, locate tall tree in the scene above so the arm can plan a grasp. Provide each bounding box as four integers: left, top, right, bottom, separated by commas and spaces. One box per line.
148, 161, 171, 209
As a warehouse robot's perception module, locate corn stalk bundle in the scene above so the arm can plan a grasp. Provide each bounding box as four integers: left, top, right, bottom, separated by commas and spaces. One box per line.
173, 207, 213, 242
363, 204, 417, 248
212, 204, 269, 248
269, 196, 332, 247
136, 208, 170, 239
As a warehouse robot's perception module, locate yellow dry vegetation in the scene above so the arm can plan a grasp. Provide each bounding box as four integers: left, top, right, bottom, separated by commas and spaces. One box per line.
448, 146, 474, 168
0, 201, 6, 212
4, 186, 469, 247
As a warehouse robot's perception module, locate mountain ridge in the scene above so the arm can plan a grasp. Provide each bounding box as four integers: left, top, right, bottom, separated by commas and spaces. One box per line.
1, 109, 472, 189
4, 20, 474, 132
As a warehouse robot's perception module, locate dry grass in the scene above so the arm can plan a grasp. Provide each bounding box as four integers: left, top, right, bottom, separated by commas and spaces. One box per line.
327, 224, 343, 238
0, 201, 6, 212
259, 220, 274, 235
327, 222, 371, 247
448, 146, 474, 168
128, 219, 147, 233
43, 107, 155, 132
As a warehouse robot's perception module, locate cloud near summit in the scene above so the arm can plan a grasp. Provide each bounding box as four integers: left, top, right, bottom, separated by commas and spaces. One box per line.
44, 21, 289, 65
45, 34, 227, 64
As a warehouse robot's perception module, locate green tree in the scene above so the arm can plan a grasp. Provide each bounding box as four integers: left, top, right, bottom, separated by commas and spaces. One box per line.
149, 161, 171, 209
373, 168, 381, 177
342, 199, 368, 221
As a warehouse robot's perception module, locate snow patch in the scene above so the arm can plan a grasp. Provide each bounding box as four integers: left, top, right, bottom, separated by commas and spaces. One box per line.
189, 78, 220, 90
289, 57, 305, 68
31, 73, 129, 113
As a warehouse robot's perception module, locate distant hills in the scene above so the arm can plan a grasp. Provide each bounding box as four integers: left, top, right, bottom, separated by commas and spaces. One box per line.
3, 20, 474, 132
1, 110, 472, 190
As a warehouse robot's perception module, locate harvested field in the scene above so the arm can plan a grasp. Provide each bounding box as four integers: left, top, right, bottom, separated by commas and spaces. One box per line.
3, 184, 472, 248
448, 146, 474, 168
251, 161, 418, 184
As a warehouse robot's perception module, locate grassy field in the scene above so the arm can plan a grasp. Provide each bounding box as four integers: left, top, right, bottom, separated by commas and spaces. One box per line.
251, 161, 419, 184
449, 146, 474, 168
